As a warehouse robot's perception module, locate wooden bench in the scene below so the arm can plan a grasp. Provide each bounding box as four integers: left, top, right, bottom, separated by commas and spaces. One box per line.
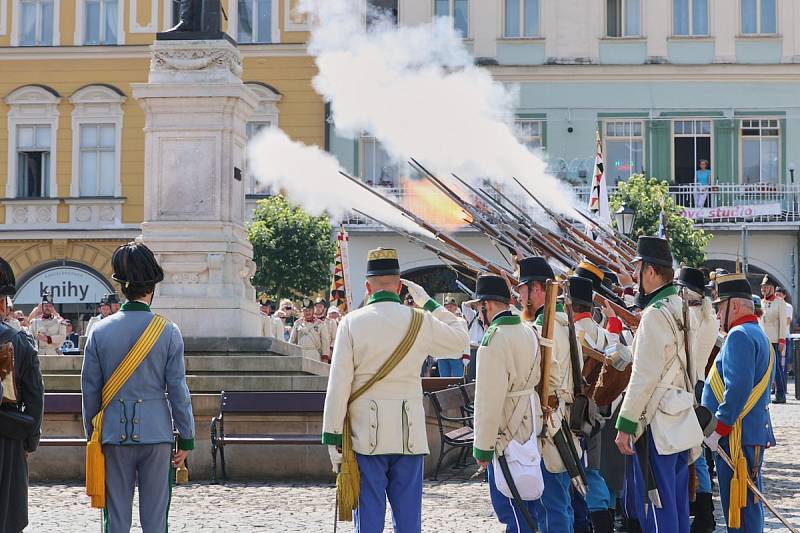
425, 384, 474, 480
40, 393, 86, 447
210, 391, 326, 483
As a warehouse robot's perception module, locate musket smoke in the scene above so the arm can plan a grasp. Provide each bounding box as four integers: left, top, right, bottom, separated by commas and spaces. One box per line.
301, 0, 575, 214
248, 129, 431, 235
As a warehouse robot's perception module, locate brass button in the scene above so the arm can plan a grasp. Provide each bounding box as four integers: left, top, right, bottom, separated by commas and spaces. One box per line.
134, 418, 140, 424
370, 405, 376, 411
371, 424, 376, 428
132, 434, 140, 441
120, 434, 126, 440
120, 418, 126, 423
137, 399, 143, 404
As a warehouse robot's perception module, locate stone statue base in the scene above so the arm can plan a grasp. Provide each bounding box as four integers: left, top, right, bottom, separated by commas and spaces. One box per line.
156, 31, 235, 44
132, 39, 261, 337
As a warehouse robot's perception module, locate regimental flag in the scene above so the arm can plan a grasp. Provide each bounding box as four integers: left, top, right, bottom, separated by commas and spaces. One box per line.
588, 130, 611, 225
330, 227, 352, 314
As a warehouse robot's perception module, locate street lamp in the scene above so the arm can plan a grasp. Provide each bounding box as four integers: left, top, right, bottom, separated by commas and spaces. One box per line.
614, 203, 636, 236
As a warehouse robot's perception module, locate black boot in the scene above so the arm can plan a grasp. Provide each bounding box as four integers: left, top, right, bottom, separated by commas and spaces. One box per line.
166, 0, 195, 32
590, 510, 614, 533
690, 492, 716, 533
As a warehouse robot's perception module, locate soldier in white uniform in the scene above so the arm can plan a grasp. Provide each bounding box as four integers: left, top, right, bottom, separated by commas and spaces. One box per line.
516, 256, 581, 533
290, 300, 331, 362
258, 295, 283, 339
471, 274, 542, 532
761, 275, 789, 403
85, 296, 112, 337
314, 297, 338, 357
29, 293, 66, 355
614, 237, 703, 533
323, 248, 468, 532
437, 296, 469, 378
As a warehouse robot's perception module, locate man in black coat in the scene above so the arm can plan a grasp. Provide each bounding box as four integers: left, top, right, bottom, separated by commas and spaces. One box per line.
0, 257, 44, 533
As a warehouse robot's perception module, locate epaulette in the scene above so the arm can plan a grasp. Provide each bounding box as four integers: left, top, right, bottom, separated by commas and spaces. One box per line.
481, 325, 498, 347
652, 302, 664, 310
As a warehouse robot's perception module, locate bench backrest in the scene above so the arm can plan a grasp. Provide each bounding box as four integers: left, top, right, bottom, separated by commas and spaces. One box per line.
460, 382, 476, 404
428, 386, 465, 413
44, 393, 83, 414
220, 391, 326, 414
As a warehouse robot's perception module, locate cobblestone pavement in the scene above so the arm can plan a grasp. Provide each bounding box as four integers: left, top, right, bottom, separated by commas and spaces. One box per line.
26, 393, 800, 532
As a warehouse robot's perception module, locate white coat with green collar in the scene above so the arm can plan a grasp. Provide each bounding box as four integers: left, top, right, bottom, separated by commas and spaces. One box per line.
322, 291, 469, 455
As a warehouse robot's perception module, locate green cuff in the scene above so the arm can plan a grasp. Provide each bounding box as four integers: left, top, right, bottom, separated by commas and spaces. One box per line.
473, 447, 494, 462
423, 299, 441, 312
615, 416, 638, 435
322, 432, 343, 446
177, 437, 195, 451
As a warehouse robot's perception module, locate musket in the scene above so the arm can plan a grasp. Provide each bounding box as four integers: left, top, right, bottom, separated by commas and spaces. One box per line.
573, 207, 637, 258
593, 293, 640, 329
341, 171, 510, 277
537, 280, 558, 412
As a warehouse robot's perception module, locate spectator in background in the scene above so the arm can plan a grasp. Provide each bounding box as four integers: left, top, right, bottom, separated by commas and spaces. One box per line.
776, 287, 794, 375
107, 293, 121, 314
29, 293, 66, 356
59, 320, 80, 354
290, 299, 331, 363
85, 296, 112, 337
436, 297, 469, 378
326, 307, 341, 354
694, 159, 711, 208
279, 299, 297, 331
461, 298, 485, 382
258, 295, 283, 339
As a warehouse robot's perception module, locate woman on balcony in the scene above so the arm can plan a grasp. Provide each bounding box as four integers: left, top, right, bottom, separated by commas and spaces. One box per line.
695, 159, 711, 208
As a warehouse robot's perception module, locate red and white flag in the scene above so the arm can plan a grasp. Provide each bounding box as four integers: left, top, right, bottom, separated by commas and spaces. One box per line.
588, 130, 611, 225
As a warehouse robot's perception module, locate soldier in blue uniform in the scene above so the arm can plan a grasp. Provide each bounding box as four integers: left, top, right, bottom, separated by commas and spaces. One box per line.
702, 273, 775, 533
82, 242, 195, 533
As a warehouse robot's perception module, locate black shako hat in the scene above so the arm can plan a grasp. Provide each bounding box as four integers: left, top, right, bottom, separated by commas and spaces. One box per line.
761, 274, 776, 287
467, 274, 511, 305
633, 236, 674, 268
575, 260, 605, 290
366, 248, 401, 277
0, 257, 16, 297
675, 266, 706, 296
714, 273, 754, 304
516, 256, 554, 286
106, 293, 120, 305
566, 276, 594, 308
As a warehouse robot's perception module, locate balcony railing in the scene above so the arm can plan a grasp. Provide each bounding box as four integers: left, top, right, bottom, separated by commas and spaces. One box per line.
340, 183, 800, 229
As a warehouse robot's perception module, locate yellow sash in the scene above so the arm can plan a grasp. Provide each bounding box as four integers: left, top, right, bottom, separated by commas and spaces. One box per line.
708, 344, 774, 529
337, 308, 424, 522
85, 315, 169, 509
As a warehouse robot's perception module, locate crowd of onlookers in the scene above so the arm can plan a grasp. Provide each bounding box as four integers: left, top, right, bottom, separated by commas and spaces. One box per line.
260, 291, 486, 376
0, 294, 86, 355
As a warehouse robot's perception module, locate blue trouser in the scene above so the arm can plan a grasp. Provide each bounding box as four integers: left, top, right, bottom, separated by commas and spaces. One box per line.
436, 358, 464, 377
622, 432, 690, 533
586, 468, 614, 512
694, 451, 712, 494
532, 465, 574, 532
774, 343, 787, 401
571, 484, 591, 531
714, 443, 765, 533
354, 454, 424, 533
103, 443, 172, 533
488, 462, 540, 533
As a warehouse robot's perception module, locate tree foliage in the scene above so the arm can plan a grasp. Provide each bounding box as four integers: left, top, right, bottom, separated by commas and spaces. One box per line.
610, 175, 712, 267
248, 195, 336, 299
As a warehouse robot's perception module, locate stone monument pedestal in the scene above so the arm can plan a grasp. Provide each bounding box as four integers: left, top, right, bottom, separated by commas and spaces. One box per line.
132, 39, 261, 337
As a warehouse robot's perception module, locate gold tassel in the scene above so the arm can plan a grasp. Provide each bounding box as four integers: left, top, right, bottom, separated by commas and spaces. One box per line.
336, 418, 360, 522
85, 413, 106, 509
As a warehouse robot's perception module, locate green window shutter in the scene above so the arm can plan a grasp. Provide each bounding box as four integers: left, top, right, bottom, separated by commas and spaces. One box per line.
647, 120, 671, 181
781, 118, 787, 184
713, 119, 735, 184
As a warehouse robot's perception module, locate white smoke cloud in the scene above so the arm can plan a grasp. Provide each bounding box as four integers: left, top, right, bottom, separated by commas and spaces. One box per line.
301, 0, 575, 214
247, 128, 431, 235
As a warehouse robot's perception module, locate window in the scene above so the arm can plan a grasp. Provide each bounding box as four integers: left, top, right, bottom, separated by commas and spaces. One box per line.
435, 0, 469, 37
84, 0, 118, 45
16, 125, 51, 198
741, 119, 780, 184
607, 0, 641, 37
504, 0, 539, 38
360, 136, 399, 187
243, 82, 281, 194
238, 0, 273, 43
20, 0, 54, 46
673, 0, 708, 36
367, 0, 398, 28
741, 0, 776, 34
78, 124, 116, 196
515, 119, 543, 153
604, 121, 644, 183
673, 120, 711, 185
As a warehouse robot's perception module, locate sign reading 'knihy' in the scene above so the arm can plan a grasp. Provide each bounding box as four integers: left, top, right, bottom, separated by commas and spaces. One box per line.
14, 266, 113, 305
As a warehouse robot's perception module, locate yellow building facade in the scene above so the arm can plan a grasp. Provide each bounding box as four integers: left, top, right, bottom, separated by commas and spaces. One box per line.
0, 0, 323, 324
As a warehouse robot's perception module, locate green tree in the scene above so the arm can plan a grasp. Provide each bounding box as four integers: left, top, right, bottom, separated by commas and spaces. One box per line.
610, 175, 711, 267
248, 195, 336, 299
